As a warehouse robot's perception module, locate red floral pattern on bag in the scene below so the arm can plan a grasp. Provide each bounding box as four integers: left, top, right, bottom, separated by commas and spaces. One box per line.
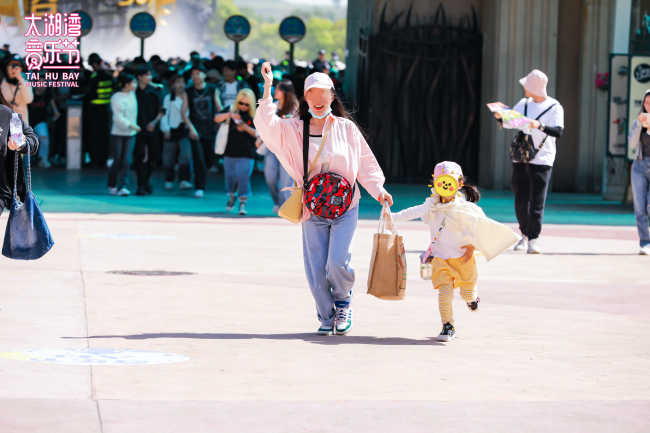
304, 172, 354, 219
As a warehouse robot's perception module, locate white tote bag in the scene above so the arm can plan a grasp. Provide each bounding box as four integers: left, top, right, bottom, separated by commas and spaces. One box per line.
214, 118, 229, 155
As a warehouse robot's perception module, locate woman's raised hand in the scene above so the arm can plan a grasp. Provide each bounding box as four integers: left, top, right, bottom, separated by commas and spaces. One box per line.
261, 62, 273, 85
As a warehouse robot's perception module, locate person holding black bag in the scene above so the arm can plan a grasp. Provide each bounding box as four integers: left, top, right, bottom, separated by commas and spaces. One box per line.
0, 90, 39, 212
255, 63, 392, 336
495, 70, 564, 254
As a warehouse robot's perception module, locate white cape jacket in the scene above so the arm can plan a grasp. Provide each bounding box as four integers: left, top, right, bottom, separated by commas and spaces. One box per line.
420, 197, 520, 262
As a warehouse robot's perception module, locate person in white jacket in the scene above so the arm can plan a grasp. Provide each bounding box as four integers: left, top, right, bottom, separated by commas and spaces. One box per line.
389, 161, 519, 342
627, 88, 650, 255
108, 74, 140, 196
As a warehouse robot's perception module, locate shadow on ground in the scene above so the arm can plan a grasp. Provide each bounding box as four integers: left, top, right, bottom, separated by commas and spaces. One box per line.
63, 332, 445, 346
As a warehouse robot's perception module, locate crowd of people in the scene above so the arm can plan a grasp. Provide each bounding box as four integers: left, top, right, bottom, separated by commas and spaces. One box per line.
0, 45, 345, 214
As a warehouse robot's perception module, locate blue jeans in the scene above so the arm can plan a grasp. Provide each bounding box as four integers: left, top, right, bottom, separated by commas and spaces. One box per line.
632, 158, 650, 247
263, 151, 293, 206
302, 205, 358, 326
223, 156, 254, 198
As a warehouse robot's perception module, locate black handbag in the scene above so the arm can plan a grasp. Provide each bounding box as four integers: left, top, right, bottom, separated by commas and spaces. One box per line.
2, 142, 54, 260
510, 101, 556, 163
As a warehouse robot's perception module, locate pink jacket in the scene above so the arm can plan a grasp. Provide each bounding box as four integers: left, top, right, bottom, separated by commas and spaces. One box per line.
254, 96, 386, 223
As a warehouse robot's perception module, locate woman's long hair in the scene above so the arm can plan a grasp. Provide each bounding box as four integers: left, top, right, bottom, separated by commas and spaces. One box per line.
460, 176, 481, 203
0, 89, 11, 109
297, 87, 366, 137
642, 92, 650, 135
231, 88, 256, 117
168, 74, 185, 101
276, 80, 298, 118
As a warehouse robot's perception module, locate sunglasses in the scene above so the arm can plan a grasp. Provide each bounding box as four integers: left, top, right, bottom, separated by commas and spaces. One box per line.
238, 102, 250, 107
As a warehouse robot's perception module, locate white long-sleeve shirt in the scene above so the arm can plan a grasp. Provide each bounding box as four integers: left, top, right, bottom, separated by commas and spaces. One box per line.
160, 93, 188, 133
110, 91, 137, 136
392, 200, 469, 260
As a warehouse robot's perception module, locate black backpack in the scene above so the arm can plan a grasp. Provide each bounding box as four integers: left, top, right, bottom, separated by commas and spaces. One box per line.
510, 101, 557, 163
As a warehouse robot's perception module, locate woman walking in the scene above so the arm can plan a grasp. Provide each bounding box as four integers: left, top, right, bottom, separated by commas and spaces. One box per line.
108, 74, 140, 197
0, 84, 39, 212
214, 88, 258, 215
255, 63, 392, 335
264, 80, 298, 213
627, 89, 650, 255
160, 75, 193, 190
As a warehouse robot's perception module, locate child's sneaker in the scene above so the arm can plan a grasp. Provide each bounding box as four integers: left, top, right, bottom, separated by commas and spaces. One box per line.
226, 195, 236, 211
514, 236, 528, 251
317, 325, 334, 336
437, 322, 455, 341
335, 305, 353, 335
467, 296, 480, 312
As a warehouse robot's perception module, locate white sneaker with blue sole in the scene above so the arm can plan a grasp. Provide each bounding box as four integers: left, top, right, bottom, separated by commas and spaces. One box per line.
335, 305, 353, 335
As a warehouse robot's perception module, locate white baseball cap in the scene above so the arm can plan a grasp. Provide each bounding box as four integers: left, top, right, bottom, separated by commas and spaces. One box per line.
434, 161, 463, 179
519, 69, 548, 98
304, 72, 334, 92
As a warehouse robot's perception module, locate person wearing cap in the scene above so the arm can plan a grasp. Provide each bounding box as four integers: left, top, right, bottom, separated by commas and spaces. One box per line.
1, 55, 33, 125
495, 69, 564, 254
255, 62, 392, 336
182, 62, 221, 198
389, 161, 519, 341
312, 49, 331, 74
81, 53, 114, 168
627, 89, 650, 255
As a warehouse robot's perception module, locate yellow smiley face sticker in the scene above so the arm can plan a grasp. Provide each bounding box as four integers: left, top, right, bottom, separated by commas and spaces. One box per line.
433, 174, 459, 198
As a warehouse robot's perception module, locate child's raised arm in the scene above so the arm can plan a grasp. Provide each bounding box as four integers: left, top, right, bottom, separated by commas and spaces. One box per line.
390, 203, 430, 222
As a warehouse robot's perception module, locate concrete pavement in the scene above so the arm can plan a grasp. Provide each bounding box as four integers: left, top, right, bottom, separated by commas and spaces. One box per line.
0, 212, 649, 432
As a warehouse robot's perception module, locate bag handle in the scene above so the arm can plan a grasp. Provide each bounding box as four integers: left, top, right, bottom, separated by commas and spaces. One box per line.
377, 202, 397, 235
13, 141, 30, 201
302, 116, 333, 188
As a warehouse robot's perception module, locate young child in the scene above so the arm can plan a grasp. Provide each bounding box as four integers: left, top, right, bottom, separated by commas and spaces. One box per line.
389, 161, 519, 341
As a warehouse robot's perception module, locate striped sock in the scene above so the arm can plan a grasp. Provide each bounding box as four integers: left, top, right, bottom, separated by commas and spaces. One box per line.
437, 283, 454, 325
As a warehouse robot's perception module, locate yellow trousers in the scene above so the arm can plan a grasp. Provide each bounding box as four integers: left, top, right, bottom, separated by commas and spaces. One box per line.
431, 257, 478, 325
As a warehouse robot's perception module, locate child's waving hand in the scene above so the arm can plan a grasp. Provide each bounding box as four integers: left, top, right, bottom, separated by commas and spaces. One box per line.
460, 245, 476, 263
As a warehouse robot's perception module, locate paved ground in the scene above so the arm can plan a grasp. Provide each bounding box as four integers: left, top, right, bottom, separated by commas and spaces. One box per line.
0, 169, 648, 432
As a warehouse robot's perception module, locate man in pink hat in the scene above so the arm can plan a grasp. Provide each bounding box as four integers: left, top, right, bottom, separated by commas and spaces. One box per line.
495, 69, 564, 254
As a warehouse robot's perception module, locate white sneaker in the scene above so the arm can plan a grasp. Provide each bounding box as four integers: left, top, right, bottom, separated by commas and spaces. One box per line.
116, 188, 130, 196
38, 158, 52, 168
335, 305, 353, 335
514, 236, 528, 251
317, 325, 334, 336
528, 238, 541, 254
640, 245, 650, 255
108, 187, 118, 195
106, 158, 114, 168
179, 180, 193, 190
194, 189, 204, 198
238, 201, 247, 215
272, 205, 280, 214
165, 181, 173, 190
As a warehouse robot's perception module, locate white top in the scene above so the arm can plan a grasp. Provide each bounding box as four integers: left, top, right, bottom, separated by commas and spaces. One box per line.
160, 93, 188, 132
309, 135, 332, 173
110, 91, 138, 136
508, 96, 564, 166
221, 81, 239, 108
392, 199, 469, 260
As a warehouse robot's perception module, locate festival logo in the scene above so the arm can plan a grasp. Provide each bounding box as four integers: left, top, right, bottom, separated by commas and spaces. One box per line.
23, 12, 82, 87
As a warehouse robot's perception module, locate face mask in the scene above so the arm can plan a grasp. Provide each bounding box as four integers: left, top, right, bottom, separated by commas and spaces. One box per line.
308, 107, 331, 119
